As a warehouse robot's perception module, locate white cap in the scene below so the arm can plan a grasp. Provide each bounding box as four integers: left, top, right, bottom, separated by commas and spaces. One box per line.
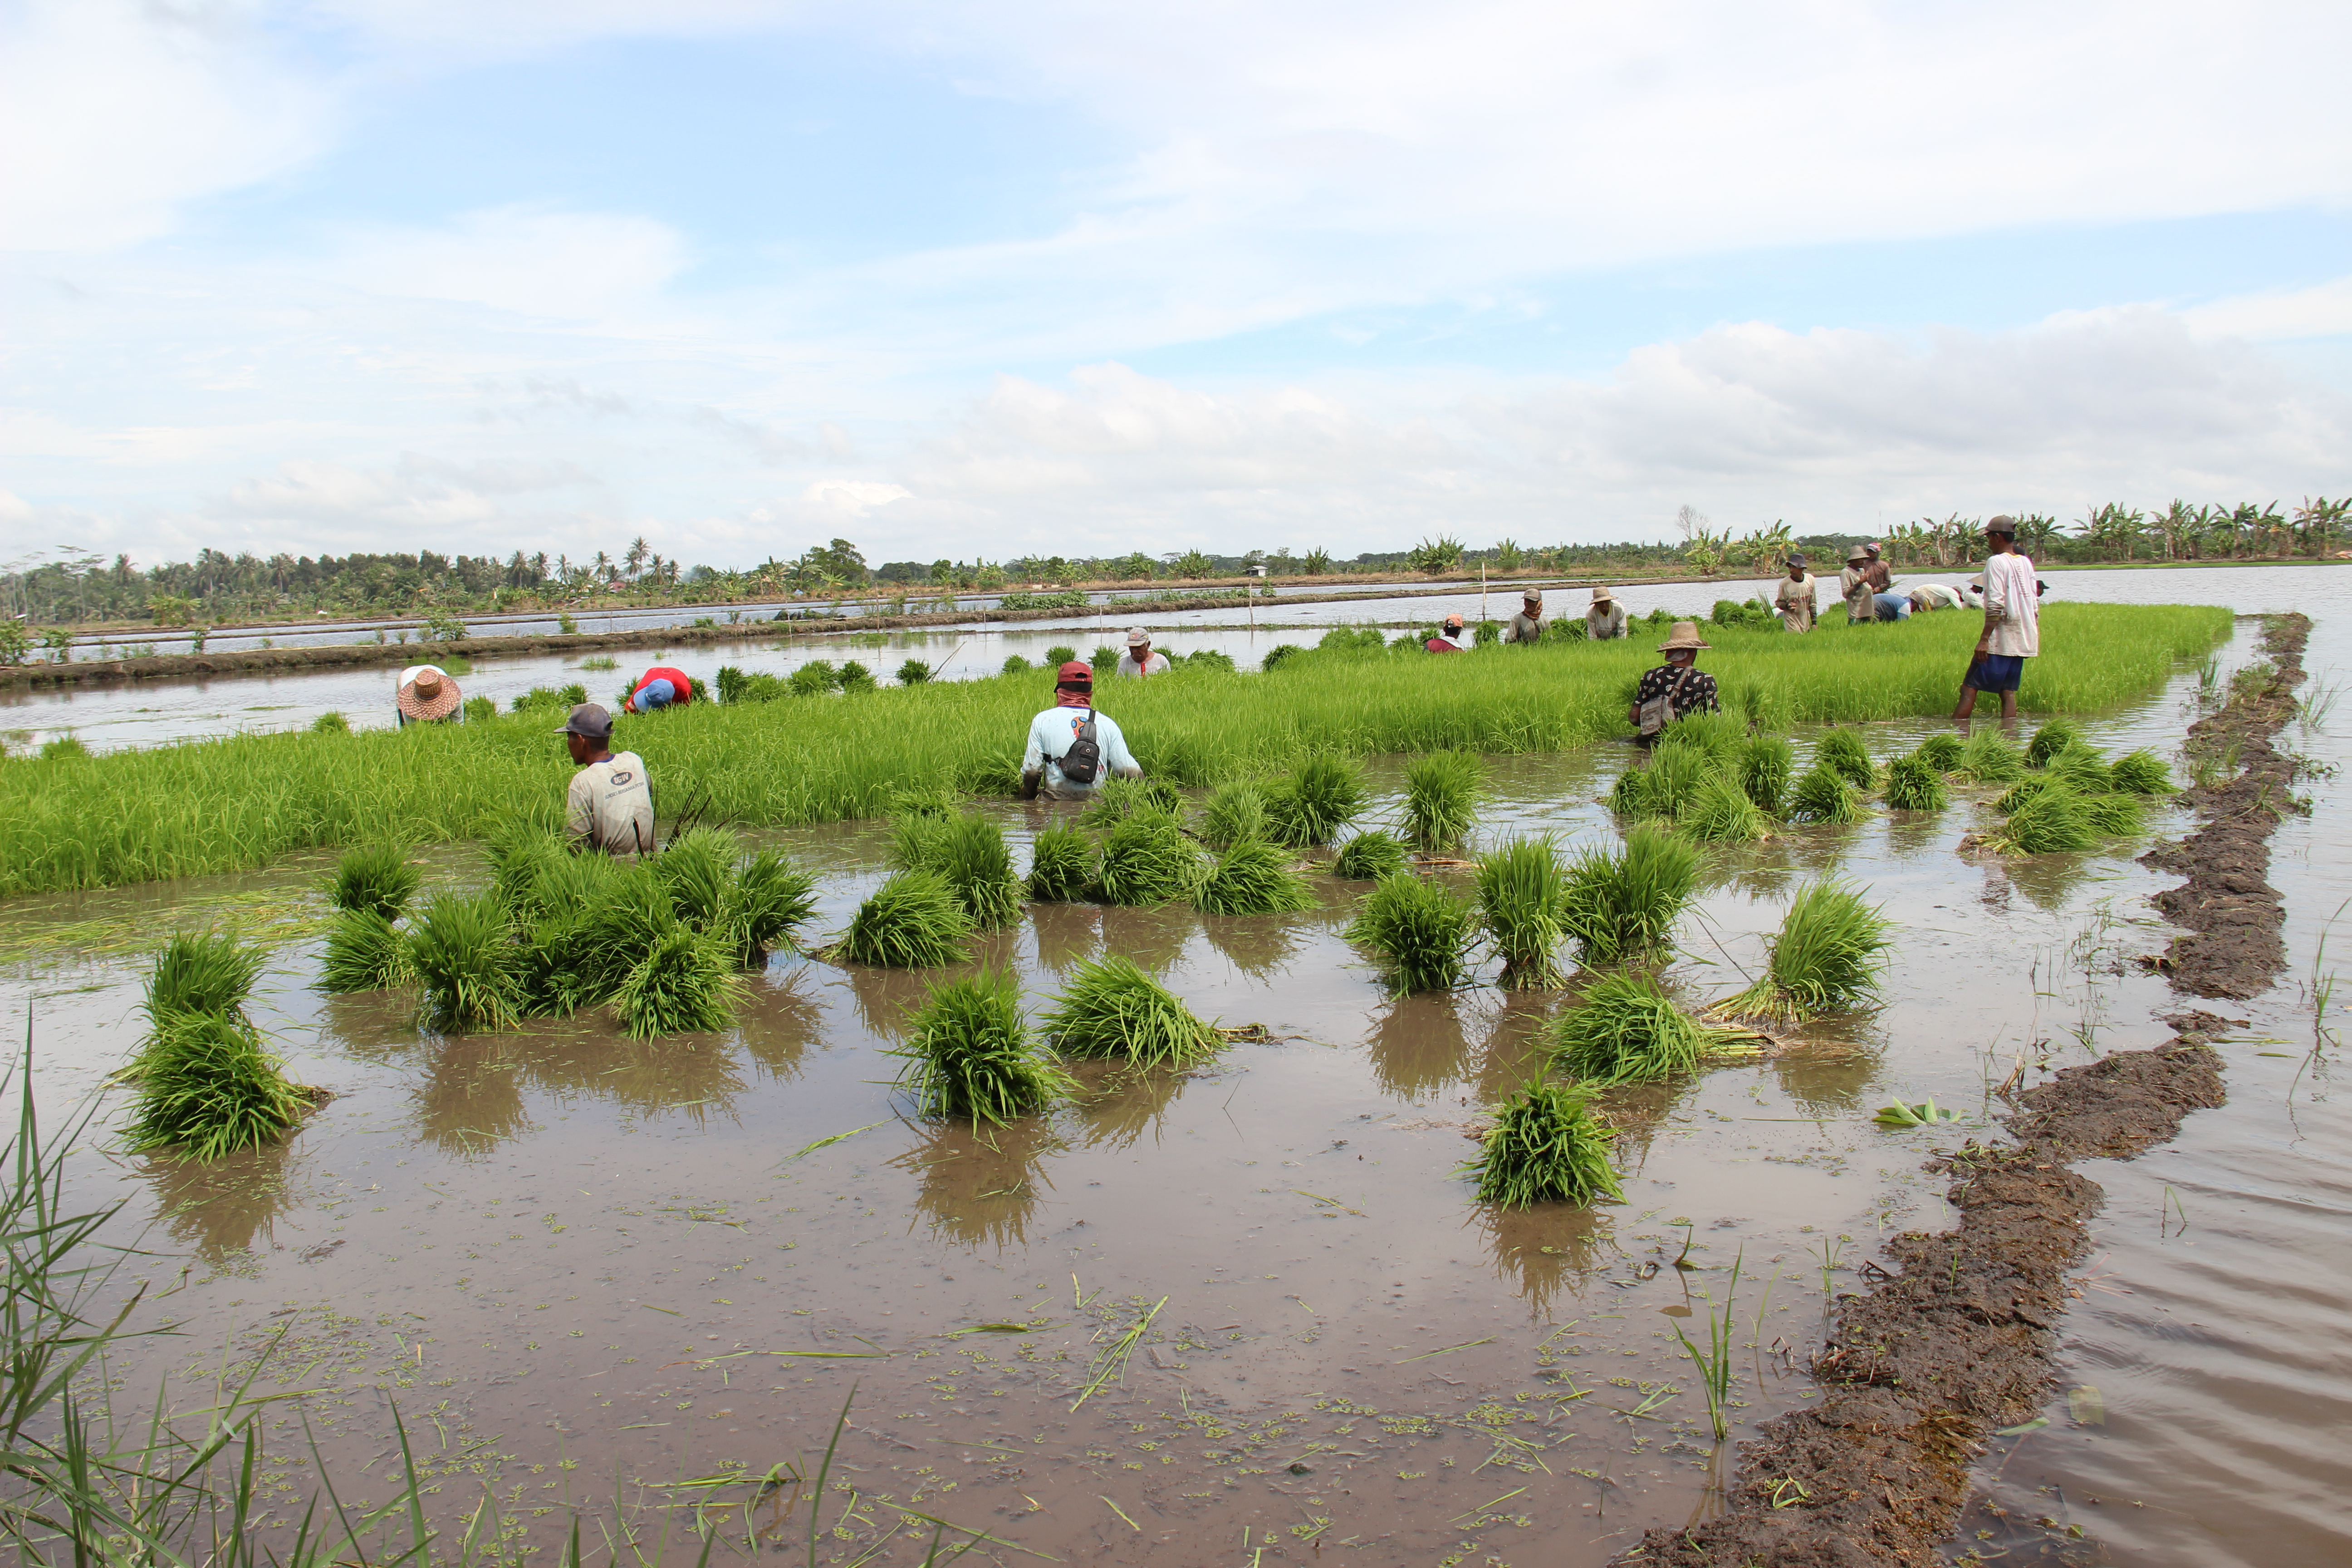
1125, 627, 1150, 646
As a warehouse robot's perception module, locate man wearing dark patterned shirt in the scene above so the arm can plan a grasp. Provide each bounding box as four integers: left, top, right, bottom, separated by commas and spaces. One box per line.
1627, 620, 1720, 742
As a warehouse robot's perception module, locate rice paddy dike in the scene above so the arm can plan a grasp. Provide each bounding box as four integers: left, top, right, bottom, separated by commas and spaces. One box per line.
18, 587, 2348, 1568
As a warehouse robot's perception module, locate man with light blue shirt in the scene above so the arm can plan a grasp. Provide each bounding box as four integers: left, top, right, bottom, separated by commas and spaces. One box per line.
1020, 661, 1144, 801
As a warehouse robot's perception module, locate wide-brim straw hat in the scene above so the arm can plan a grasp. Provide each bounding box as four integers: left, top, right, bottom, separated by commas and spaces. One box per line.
1846, 546, 1871, 564
1590, 584, 1615, 602
398, 671, 463, 721
1656, 620, 1711, 653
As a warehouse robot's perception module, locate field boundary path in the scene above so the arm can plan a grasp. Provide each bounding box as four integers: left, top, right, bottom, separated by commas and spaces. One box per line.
1610, 614, 2309, 1568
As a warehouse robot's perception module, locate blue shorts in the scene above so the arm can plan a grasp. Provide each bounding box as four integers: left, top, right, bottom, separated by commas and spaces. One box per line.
1965, 654, 2026, 693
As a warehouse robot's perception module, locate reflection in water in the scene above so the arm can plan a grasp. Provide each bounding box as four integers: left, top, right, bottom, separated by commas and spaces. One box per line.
415, 1038, 531, 1157
1097, 906, 1194, 975
1769, 1038, 1880, 1114
520, 1030, 750, 1128
316, 989, 422, 1062
1070, 1060, 1193, 1151
1883, 811, 1946, 859
1365, 995, 1472, 1101
899, 1116, 1065, 1250
141, 1136, 308, 1264
1028, 903, 1102, 976
1474, 997, 1554, 1107
2005, 851, 2098, 915
838, 963, 932, 1041
737, 969, 823, 1079
1199, 913, 1303, 984
1472, 1203, 1614, 1320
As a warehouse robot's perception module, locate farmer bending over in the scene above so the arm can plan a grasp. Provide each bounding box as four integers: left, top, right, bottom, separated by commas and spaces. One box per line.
396, 664, 464, 726
1628, 621, 1720, 745
1425, 615, 1467, 652
1021, 662, 1143, 802
559, 704, 655, 857
1954, 516, 2039, 728
624, 664, 694, 712
1586, 585, 1627, 640
1505, 589, 1545, 644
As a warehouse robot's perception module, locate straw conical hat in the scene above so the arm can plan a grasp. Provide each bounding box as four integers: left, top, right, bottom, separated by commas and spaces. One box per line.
398, 668, 463, 721
1656, 620, 1711, 652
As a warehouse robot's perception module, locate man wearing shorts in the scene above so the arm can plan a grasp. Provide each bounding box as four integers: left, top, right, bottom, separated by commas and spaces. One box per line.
1954, 516, 2038, 727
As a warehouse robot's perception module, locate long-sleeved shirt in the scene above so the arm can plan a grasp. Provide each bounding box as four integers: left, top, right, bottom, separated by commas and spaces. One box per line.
1838, 567, 1875, 621
1980, 552, 2040, 657
1506, 611, 1544, 643
1587, 603, 1627, 640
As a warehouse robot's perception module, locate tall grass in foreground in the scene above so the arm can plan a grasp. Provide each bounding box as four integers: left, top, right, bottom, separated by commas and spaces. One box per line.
324, 843, 418, 919
1041, 956, 1222, 1067
1401, 750, 1485, 850
1551, 972, 1762, 1084
1461, 1081, 1624, 1208
1345, 873, 1476, 993
1477, 837, 1571, 988
891, 969, 1074, 1124
834, 872, 975, 967
1561, 828, 1699, 965
1712, 881, 1892, 1024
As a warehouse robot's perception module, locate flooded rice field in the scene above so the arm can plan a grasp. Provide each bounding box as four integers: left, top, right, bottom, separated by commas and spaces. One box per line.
4, 566, 2348, 1565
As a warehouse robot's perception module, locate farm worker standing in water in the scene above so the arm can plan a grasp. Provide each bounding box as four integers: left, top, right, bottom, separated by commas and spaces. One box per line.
1954, 516, 2040, 728
1505, 589, 1545, 644
395, 665, 463, 726
1585, 585, 1627, 640
625, 665, 693, 711
1425, 615, 1468, 653
1773, 554, 1818, 632
1021, 662, 1144, 802
1116, 628, 1171, 678
1628, 622, 1720, 745
559, 704, 655, 856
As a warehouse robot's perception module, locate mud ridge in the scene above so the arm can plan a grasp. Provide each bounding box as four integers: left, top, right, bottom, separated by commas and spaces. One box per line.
1611, 621, 2309, 1568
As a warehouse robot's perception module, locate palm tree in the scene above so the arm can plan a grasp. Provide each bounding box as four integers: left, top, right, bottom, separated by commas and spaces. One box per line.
624, 538, 649, 579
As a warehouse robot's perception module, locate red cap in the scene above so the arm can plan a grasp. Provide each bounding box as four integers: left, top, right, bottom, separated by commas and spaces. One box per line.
1056, 661, 1093, 686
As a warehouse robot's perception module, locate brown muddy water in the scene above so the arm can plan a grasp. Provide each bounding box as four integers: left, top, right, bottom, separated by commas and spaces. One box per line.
4, 608, 2347, 1565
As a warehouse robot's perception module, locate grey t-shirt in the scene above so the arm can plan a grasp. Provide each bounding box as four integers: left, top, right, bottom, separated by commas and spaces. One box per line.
566, 751, 655, 856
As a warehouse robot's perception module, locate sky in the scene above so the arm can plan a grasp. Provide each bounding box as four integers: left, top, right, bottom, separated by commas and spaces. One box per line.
4, 0, 2350, 573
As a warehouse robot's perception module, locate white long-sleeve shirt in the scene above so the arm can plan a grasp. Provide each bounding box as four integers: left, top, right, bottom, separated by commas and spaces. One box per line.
1980, 551, 2040, 657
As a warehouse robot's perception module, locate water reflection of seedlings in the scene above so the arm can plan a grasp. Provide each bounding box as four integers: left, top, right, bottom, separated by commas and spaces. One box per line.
315, 989, 419, 1061
1097, 906, 1194, 975
839, 962, 933, 1040
1474, 1204, 1611, 1319
900, 1117, 1065, 1249
1028, 902, 1103, 976
521, 1031, 749, 1125
1365, 994, 1472, 1100
1069, 1061, 1192, 1151
1475, 997, 1553, 1106
1199, 913, 1303, 982
1769, 1038, 1878, 1114
2004, 851, 2097, 915
414, 1037, 530, 1156
735, 970, 822, 1079
141, 1136, 307, 1264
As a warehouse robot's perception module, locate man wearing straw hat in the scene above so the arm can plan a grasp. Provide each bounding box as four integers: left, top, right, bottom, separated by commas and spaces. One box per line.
1504, 588, 1546, 644
1115, 627, 1170, 679
1773, 554, 1818, 632
1585, 585, 1627, 641
1021, 661, 1144, 801
1838, 546, 1877, 624
1628, 621, 1720, 743
559, 703, 655, 857
395, 664, 464, 727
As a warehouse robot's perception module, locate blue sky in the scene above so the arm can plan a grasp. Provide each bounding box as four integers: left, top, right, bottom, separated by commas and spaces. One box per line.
4, 0, 2349, 570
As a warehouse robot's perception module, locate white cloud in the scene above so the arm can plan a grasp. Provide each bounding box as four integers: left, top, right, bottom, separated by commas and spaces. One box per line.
2184, 276, 2352, 343
327, 207, 691, 323
220, 452, 599, 533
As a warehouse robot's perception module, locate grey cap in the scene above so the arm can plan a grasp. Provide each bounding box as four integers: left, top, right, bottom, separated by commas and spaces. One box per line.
558, 702, 613, 740
1986, 514, 2019, 535
1787, 552, 1807, 567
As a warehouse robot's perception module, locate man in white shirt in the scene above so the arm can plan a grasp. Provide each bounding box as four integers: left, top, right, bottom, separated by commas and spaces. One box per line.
1021, 662, 1145, 801
1115, 627, 1171, 678
1953, 516, 2040, 726
1908, 582, 1968, 613
1585, 586, 1627, 640
559, 704, 656, 856
1773, 554, 1818, 632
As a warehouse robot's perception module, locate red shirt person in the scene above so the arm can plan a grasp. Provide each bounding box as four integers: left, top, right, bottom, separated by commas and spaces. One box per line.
625, 666, 694, 712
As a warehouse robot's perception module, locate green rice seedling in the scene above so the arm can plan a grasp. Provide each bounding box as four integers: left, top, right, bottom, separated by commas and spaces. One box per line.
836, 871, 975, 967
1957, 728, 2026, 783
1194, 836, 1317, 916
891, 968, 1073, 1125
1197, 781, 1270, 849
310, 710, 348, 733
615, 927, 742, 1039
1333, 829, 1409, 880
1552, 971, 1759, 1084
838, 660, 876, 692
1985, 786, 2097, 855
1882, 754, 1950, 812
1460, 1080, 1623, 1208
1403, 750, 1485, 850
1043, 645, 1077, 666
2079, 792, 2146, 837
1915, 733, 1965, 771
653, 825, 741, 928
2025, 719, 2082, 768
2108, 748, 2177, 794
1264, 755, 1367, 846
1738, 735, 1794, 814
1344, 872, 1476, 993
1078, 776, 1183, 827
924, 814, 1025, 927
143, 930, 265, 1024
897, 658, 933, 685
1040, 955, 1222, 1068
888, 782, 956, 819
1814, 729, 1875, 788
723, 848, 819, 966
2044, 745, 2112, 793
888, 811, 948, 871
1001, 654, 1031, 676
1560, 827, 1699, 965
404, 892, 522, 1031
1784, 763, 1863, 825
325, 842, 420, 919
1711, 881, 1892, 1025
1608, 763, 1663, 820
1656, 710, 1746, 770
1096, 812, 1202, 906
1680, 772, 1772, 844
319, 909, 409, 993
1028, 826, 1096, 901
1992, 775, 2049, 814
1475, 835, 1571, 988
122, 1010, 309, 1160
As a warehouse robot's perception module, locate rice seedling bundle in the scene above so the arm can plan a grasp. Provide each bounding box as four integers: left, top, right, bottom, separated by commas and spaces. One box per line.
1344, 872, 1476, 993
515, 912, 604, 1017
145, 930, 265, 1024
892, 968, 1074, 1125
723, 848, 818, 966
1078, 777, 1183, 826
1738, 735, 1794, 814
889, 783, 956, 819
1460, 1081, 1623, 1208
1608, 764, 1664, 820
2107, 748, 2177, 795
1656, 710, 1746, 770
888, 811, 948, 870
1560, 827, 1699, 965
1712, 881, 1891, 1024
1040, 955, 1222, 1068
2043, 745, 2112, 793
570, 868, 682, 992
1992, 776, 2049, 814
836, 872, 975, 967
653, 825, 740, 929
1096, 812, 1202, 906
1402, 750, 1485, 851
1988, 786, 2098, 854
1647, 745, 1717, 820
404, 892, 523, 1032
1552, 972, 1753, 1084
1882, 754, 1950, 812
1957, 729, 2025, 783
2025, 720, 2082, 769
1814, 730, 1875, 789
615, 927, 742, 1039
1193, 837, 1317, 916
1198, 781, 1269, 849
122, 1010, 310, 1161
1785, 764, 1863, 825
1333, 829, 1409, 880
1680, 773, 1772, 844
1264, 755, 1368, 846
926, 815, 1025, 928
320, 909, 409, 993
1475, 836, 1571, 988
1914, 733, 1965, 771
1027, 826, 1096, 901
325, 843, 419, 920
2079, 792, 2146, 837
